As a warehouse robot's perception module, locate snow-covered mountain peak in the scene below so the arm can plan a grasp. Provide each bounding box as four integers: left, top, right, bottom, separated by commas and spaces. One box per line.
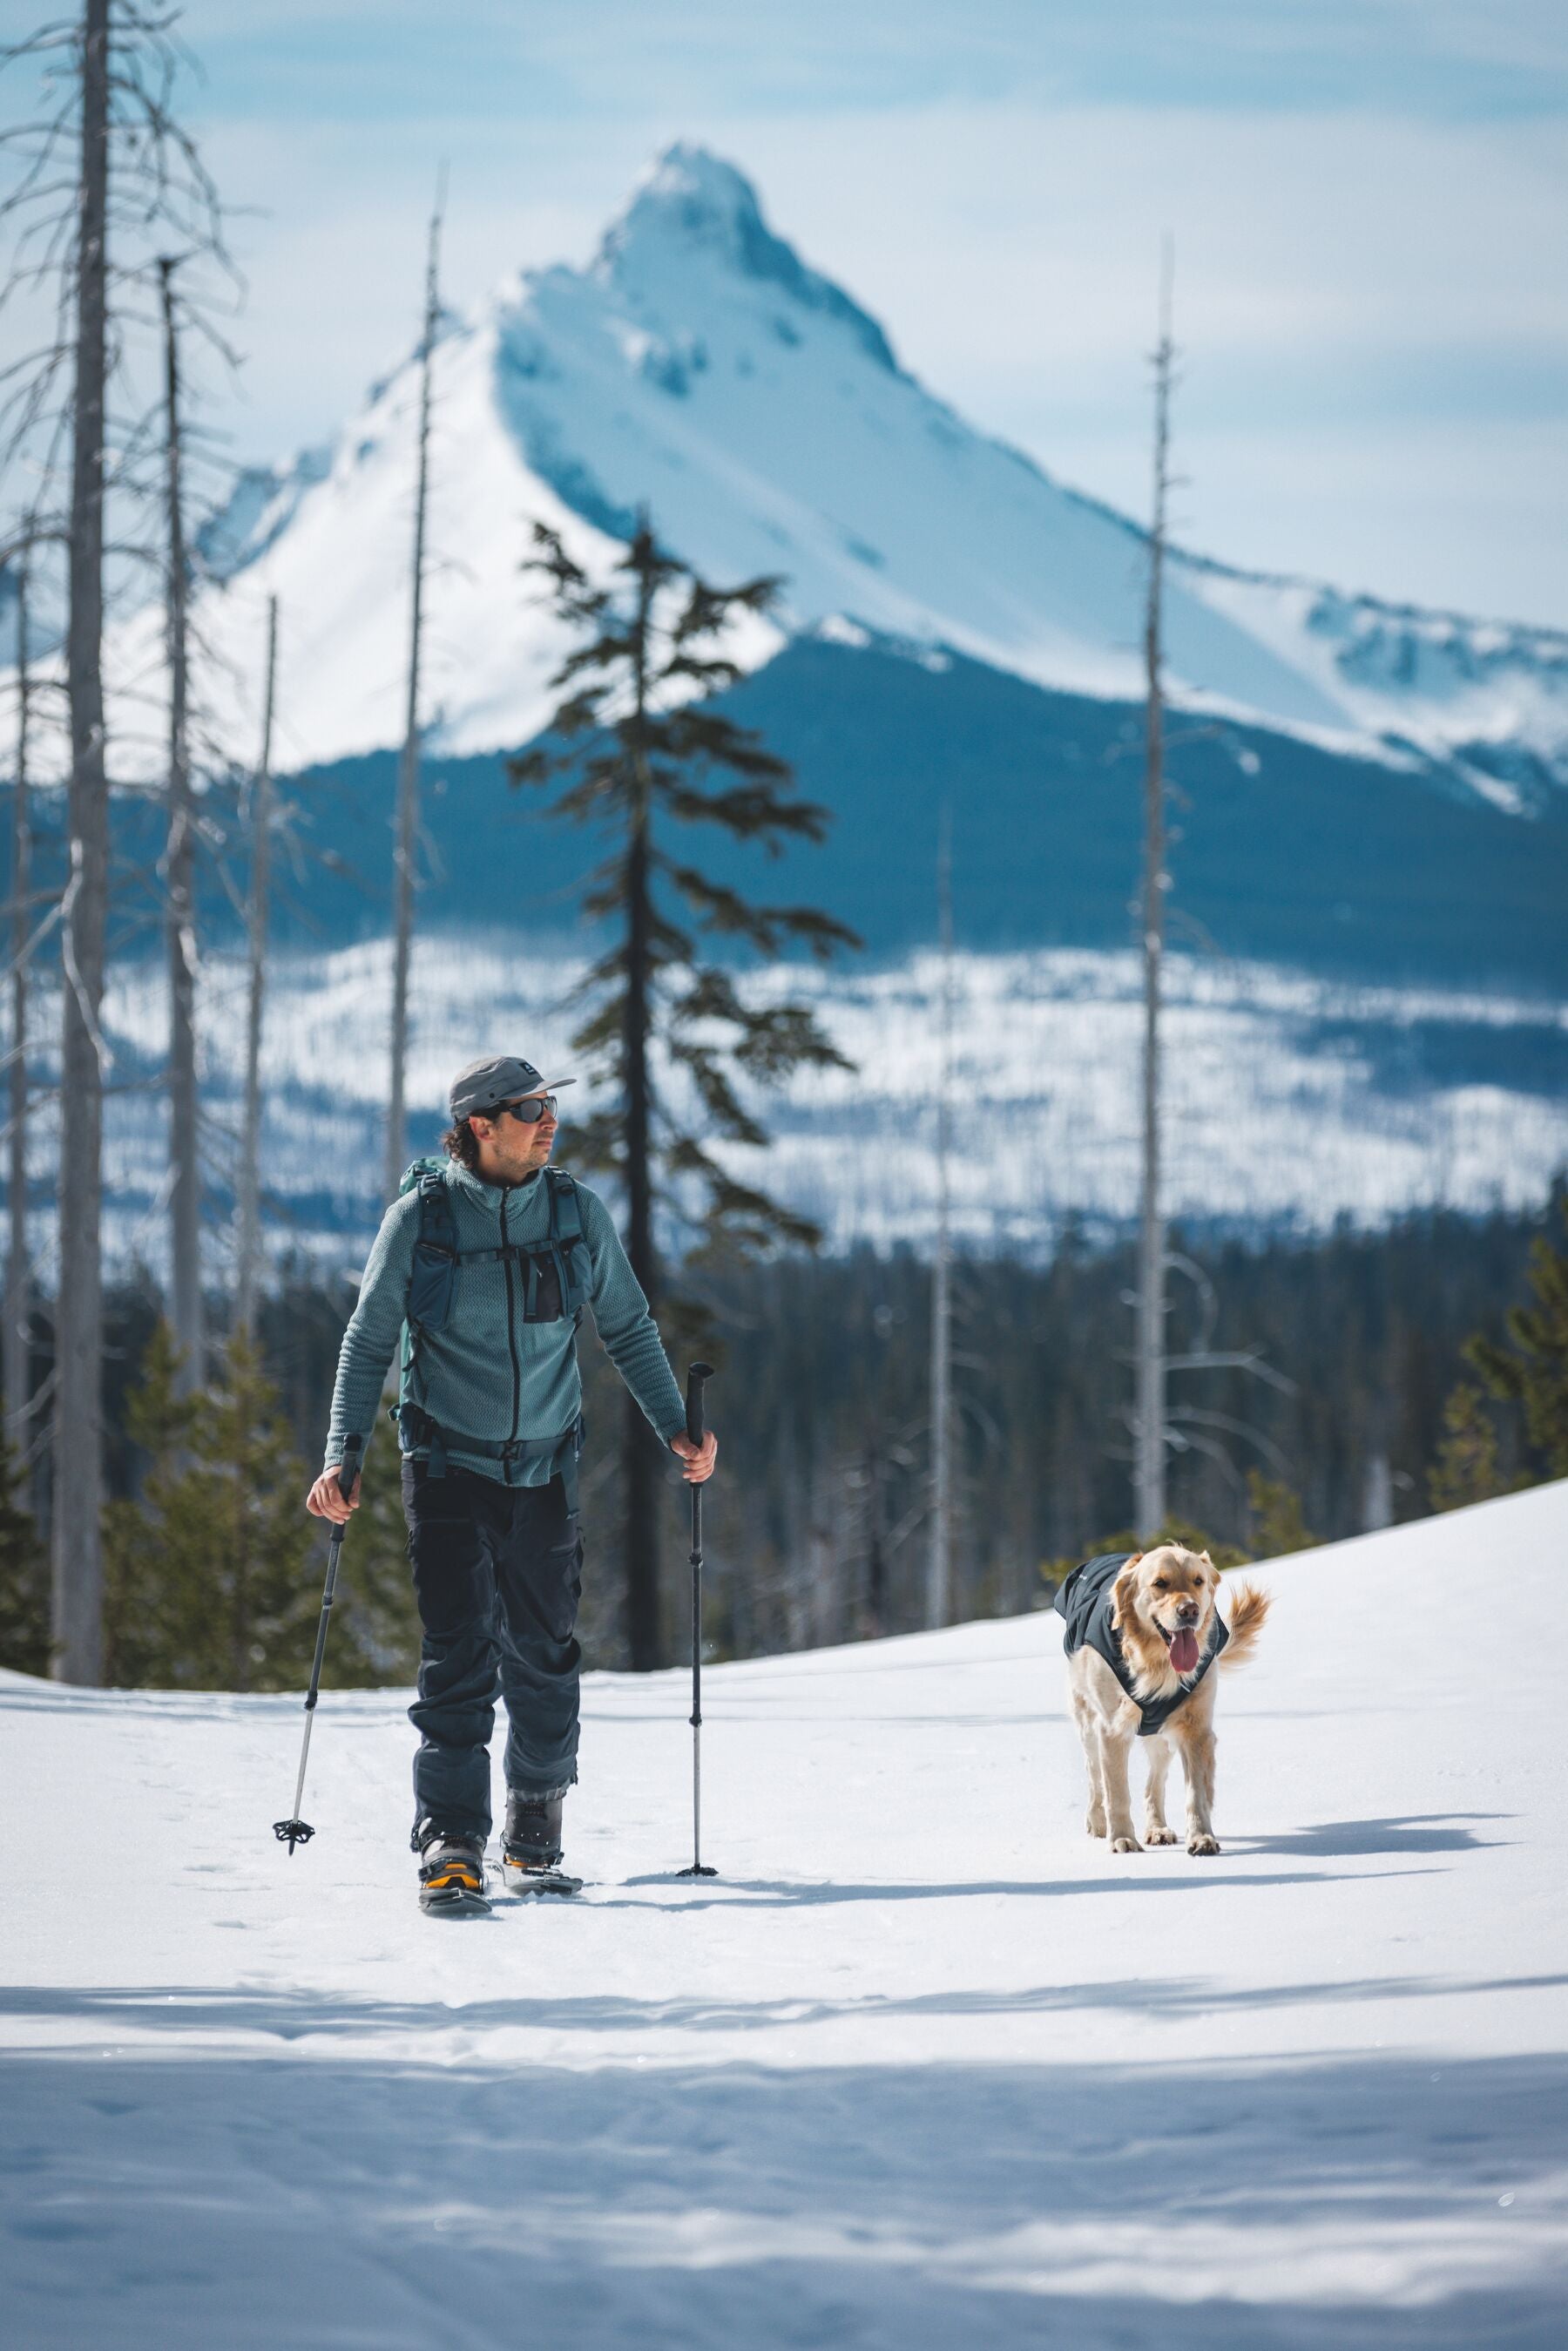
589, 140, 899, 375
597, 142, 765, 267
17, 141, 1567, 798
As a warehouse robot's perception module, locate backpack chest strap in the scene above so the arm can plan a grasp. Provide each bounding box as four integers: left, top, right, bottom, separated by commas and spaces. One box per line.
450, 1239, 572, 1267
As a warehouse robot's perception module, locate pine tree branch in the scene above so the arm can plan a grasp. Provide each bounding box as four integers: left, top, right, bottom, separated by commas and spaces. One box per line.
651, 706, 791, 778
663, 1038, 768, 1146
659, 777, 829, 843
730, 1001, 854, 1081
667, 571, 781, 647
663, 864, 860, 957
664, 1135, 824, 1253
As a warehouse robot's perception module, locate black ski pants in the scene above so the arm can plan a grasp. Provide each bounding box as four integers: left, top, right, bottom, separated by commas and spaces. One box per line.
402, 1459, 583, 1845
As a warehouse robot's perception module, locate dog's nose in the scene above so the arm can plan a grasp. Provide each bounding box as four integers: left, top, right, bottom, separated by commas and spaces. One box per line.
1175, 1602, 1200, 1624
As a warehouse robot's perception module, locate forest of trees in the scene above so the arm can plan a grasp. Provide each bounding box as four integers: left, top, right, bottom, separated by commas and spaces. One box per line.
3, 1189, 1564, 1684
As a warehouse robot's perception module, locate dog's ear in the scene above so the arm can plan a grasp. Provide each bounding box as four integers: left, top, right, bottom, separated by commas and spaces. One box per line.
1111, 1560, 1142, 1631
1199, 1549, 1213, 1575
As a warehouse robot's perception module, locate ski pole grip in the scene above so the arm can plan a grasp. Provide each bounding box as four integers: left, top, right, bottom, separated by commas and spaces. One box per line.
336, 1433, 362, 1506
686, 1362, 714, 1447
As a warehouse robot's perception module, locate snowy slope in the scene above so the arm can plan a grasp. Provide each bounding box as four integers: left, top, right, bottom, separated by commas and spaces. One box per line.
4, 1480, 1566, 2348
24, 143, 1566, 795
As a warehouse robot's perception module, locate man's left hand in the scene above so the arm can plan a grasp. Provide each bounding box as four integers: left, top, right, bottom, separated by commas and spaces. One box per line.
670, 1431, 717, 1485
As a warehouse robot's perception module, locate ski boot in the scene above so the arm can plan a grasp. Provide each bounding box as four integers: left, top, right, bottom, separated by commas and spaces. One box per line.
416, 1821, 490, 1916
501, 1791, 582, 1897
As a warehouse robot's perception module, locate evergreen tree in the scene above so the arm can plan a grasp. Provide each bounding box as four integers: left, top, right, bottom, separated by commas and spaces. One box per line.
510, 517, 858, 1667
103, 1326, 417, 1690
1428, 1382, 1512, 1514
0, 1433, 49, 1676
1246, 1471, 1315, 1558
1467, 1188, 1568, 1479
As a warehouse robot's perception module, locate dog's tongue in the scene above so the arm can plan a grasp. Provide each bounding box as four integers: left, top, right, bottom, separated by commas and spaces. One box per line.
1169, 1628, 1200, 1675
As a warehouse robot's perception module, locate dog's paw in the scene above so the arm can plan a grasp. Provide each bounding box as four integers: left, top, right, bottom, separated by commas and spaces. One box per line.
1186, 1833, 1221, 1857
1110, 1833, 1142, 1854
1145, 1826, 1178, 1846
1085, 1812, 1106, 1839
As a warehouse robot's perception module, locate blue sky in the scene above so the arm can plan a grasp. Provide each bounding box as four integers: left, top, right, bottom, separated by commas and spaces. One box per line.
198, 3, 1568, 122
24, 3, 1568, 624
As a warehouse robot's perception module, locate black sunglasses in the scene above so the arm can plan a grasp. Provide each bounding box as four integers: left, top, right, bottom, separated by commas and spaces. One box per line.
489, 1094, 558, 1125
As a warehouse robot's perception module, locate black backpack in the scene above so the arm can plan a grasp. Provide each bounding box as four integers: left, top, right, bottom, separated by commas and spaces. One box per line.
395, 1156, 591, 1422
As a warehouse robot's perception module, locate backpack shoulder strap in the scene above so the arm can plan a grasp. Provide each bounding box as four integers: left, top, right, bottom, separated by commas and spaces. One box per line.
544, 1168, 591, 1318
416, 1162, 456, 1253
399, 1163, 459, 1367
545, 1167, 583, 1243
402, 1165, 459, 1337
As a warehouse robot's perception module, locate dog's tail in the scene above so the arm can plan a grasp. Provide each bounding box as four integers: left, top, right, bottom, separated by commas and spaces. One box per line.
1219, 1580, 1270, 1668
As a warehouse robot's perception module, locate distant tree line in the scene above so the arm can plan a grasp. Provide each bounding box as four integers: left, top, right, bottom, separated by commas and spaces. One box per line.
679, 1191, 1565, 1654
3, 1189, 1563, 1684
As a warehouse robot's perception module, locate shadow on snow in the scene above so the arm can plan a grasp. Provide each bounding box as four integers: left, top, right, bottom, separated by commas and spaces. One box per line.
1, 2042, 1562, 2349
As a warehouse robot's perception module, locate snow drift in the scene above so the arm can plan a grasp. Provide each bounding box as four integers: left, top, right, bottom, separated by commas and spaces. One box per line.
3, 1478, 1565, 2346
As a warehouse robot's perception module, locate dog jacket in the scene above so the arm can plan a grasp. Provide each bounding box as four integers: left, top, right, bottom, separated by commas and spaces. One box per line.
1055, 1553, 1229, 1735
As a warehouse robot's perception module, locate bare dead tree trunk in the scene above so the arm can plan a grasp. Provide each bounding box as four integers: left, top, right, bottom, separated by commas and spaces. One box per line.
1134, 243, 1175, 1543
927, 811, 954, 1628
55, 0, 112, 1683
5, 546, 31, 1451
385, 182, 443, 1203
159, 253, 200, 1389
624, 551, 660, 1671
235, 593, 277, 1340
865, 1435, 887, 1638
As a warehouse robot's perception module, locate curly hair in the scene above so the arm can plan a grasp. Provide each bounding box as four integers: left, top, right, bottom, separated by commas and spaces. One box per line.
441, 1119, 481, 1171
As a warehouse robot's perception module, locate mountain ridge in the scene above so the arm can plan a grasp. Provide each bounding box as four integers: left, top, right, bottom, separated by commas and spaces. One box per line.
138, 139, 1564, 800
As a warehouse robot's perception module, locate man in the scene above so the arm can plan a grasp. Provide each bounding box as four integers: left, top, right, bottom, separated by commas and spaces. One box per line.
306, 1054, 715, 1914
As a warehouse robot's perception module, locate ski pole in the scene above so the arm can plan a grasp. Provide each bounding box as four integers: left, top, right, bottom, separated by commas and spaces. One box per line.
677, 1362, 717, 1879
274, 1434, 362, 1854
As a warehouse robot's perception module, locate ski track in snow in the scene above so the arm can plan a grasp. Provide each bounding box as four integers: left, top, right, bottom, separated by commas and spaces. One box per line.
14, 935, 1568, 1289
4, 1482, 1566, 2347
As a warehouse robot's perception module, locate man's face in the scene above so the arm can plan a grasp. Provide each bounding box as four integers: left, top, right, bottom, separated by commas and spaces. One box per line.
472, 1094, 558, 1181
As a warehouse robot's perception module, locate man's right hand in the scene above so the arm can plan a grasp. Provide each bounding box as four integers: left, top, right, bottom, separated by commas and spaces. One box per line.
306, 1468, 360, 1523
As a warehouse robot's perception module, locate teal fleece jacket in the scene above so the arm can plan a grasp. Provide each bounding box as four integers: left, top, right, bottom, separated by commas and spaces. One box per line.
324, 1159, 686, 1485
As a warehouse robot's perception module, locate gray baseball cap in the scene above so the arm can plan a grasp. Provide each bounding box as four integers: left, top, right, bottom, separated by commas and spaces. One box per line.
448, 1055, 577, 1121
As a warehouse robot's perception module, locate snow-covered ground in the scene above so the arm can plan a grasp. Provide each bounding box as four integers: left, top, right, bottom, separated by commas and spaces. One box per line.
4, 1480, 1565, 2347
15, 933, 1566, 1285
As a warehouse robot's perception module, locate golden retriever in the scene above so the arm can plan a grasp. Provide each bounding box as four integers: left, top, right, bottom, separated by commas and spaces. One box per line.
1065, 1544, 1269, 1856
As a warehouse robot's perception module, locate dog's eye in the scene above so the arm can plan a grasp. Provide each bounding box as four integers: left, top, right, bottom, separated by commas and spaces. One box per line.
1152, 1578, 1169, 1590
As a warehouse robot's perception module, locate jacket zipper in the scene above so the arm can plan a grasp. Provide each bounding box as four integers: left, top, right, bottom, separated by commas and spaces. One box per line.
500, 1189, 522, 1444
